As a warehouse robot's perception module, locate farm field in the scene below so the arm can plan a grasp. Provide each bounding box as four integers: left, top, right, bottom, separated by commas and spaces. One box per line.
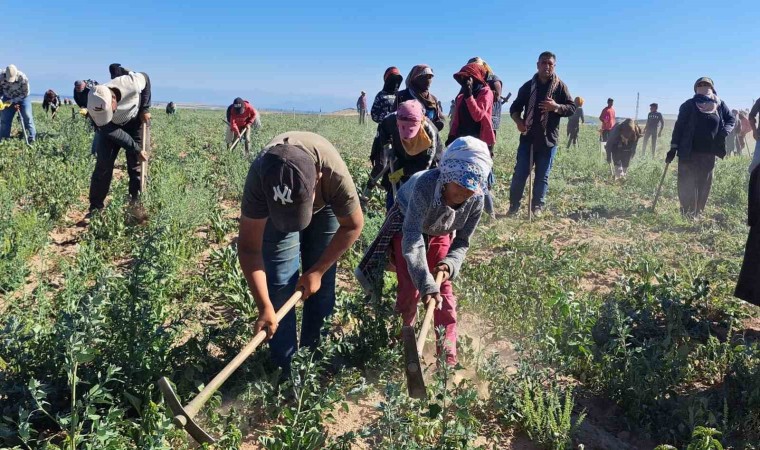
1, 105, 758, 450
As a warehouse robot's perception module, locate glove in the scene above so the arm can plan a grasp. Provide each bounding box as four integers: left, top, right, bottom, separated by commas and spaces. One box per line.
79, 108, 88, 116
666, 149, 677, 164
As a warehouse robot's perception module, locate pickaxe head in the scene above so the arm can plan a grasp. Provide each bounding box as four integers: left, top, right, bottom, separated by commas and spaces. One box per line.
401, 325, 426, 399
157, 377, 216, 444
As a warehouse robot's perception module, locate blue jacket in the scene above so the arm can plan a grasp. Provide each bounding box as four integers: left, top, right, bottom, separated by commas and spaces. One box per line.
671, 97, 736, 159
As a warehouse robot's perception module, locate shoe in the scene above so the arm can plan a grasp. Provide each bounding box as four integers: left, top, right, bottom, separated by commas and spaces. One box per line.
532, 206, 544, 217
506, 205, 520, 216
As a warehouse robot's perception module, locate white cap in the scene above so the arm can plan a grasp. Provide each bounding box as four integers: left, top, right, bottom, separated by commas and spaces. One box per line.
5, 65, 18, 83
87, 85, 114, 126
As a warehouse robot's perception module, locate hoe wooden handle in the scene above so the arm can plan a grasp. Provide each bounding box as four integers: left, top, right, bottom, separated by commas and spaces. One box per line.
416, 271, 446, 354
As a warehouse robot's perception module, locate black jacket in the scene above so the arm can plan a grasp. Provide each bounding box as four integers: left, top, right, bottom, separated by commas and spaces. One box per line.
510, 76, 575, 149
396, 88, 445, 131
671, 97, 735, 159
735, 166, 760, 306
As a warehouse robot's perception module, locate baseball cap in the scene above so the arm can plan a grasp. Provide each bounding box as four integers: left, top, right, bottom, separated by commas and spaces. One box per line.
259, 144, 318, 232
233, 97, 245, 113
87, 85, 114, 126
6, 65, 18, 83
396, 100, 424, 142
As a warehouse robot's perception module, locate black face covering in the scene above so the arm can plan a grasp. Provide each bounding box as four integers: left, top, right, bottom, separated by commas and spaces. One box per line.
383, 75, 402, 94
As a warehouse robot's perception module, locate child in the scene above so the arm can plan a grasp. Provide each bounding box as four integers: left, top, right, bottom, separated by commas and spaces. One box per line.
356, 136, 492, 365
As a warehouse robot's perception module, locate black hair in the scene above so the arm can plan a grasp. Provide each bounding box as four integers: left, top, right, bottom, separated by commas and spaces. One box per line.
538, 51, 556, 62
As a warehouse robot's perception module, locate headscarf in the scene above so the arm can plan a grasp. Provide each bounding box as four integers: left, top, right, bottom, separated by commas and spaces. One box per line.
453, 63, 488, 87
405, 65, 437, 110
692, 78, 719, 114
467, 57, 494, 79
382, 66, 403, 93
435, 136, 492, 205
617, 119, 642, 146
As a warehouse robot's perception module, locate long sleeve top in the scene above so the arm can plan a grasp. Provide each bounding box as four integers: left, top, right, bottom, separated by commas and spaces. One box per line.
671, 97, 735, 159
509, 77, 576, 149
107, 72, 151, 125
448, 86, 495, 146
395, 170, 483, 296
226, 101, 257, 135
0, 70, 30, 103
600, 106, 616, 131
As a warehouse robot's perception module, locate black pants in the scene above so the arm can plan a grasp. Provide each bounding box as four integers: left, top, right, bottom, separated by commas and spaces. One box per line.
609, 148, 633, 170
567, 125, 579, 147
89, 118, 145, 210
642, 130, 657, 155
677, 153, 715, 217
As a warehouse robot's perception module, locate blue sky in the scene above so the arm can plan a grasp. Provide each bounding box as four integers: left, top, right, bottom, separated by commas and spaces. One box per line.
4, 0, 758, 115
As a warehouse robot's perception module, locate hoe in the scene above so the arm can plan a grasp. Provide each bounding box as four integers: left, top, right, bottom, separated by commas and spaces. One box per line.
401, 271, 445, 399
140, 122, 149, 192
158, 290, 303, 444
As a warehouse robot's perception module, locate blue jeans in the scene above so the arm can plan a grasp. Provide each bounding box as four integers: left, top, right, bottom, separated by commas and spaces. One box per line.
0, 96, 36, 141
263, 206, 339, 370
509, 142, 557, 209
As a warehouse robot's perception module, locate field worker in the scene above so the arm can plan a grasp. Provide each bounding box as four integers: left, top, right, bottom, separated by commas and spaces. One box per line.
397, 64, 445, 131
508, 51, 576, 216
86, 71, 152, 217
642, 103, 665, 156
567, 96, 584, 147
738, 110, 752, 154
42, 89, 61, 118
109, 63, 132, 79
166, 101, 176, 115
0, 65, 35, 144
226, 97, 258, 153
356, 137, 492, 366
727, 109, 742, 156
238, 131, 364, 372
366, 99, 443, 209
734, 164, 760, 307
599, 98, 616, 141
605, 118, 642, 179
357, 91, 367, 124
666, 77, 735, 218
468, 57, 504, 143
74, 79, 98, 109
749, 98, 760, 172
371, 67, 403, 123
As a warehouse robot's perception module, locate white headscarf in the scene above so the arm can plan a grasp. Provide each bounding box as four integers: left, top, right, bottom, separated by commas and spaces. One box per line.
435, 136, 493, 204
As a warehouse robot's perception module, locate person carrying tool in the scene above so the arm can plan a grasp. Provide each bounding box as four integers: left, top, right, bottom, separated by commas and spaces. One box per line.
42, 89, 61, 118
507, 51, 576, 216
734, 164, 760, 307
356, 137, 492, 366
226, 97, 258, 153
605, 118, 642, 179
357, 91, 367, 124
642, 103, 665, 155
397, 65, 445, 131
86, 71, 151, 218
749, 98, 760, 173
366, 100, 444, 210
599, 98, 616, 141
666, 77, 735, 218
166, 101, 176, 115
567, 96, 584, 148
0, 65, 36, 144
238, 131, 364, 373
371, 67, 403, 123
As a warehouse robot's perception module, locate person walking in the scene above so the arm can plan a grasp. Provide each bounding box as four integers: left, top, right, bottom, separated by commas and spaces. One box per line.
367, 100, 443, 210
567, 96, 584, 147
642, 103, 665, 155
42, 89, 62, 119
357, 91, 367, 124
397, 65, 445, 131
666, 77, 735, 218
0, 65, 36, 144
507, 51, 576, 216
605, 119, 642, 179
371, 67, 403, 123
237, 131, 364, 373
599, 98, 616, 141
356, 137, 492, 366
226, 97, 258, 153
86, 71, 152, 217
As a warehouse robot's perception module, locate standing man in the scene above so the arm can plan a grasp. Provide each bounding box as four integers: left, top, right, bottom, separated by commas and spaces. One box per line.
86, 71, 151, 217
357, 91, 367, 124
599, 98, 616, 141
642, 103, 664, 156
237, 131, 364, 373
749, 99, 760, 172
371, 67, 403, 123
508, 51, 576, 216
0, 65, 35, 144
226, 97, 258, 154
42, 90, 61, 119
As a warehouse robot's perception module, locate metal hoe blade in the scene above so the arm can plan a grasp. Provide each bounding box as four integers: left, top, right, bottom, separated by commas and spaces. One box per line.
157, 377, 216, 444
402, 325, 426, 399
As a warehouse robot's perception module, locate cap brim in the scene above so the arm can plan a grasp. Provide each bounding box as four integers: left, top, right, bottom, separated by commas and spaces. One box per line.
268, 204, 313, 233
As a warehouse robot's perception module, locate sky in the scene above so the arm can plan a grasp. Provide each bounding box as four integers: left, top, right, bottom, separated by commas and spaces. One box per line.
4, 0, 759, 116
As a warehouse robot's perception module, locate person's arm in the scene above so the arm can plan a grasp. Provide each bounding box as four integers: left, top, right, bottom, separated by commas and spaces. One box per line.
509, 83, 529, 132
137, 72, 151, 122
21, 75, 30, 99
440, 200, 483, 280
719, 101, 736, 137
237, 216, 279, 338
368, 120, 391, 183
749, 100, 760, 137
668, 101, 690, 162
433, 98, 445, 131
552, 83, 576, 117
580, 108, 585, 124
296, 207, 364, 297
228, 107, 240, 136
370, 93, 384, 123
401, 185, 438, 296
243, 104, 255, 127
98, 124, 142, 156
658, 113, 665, 136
